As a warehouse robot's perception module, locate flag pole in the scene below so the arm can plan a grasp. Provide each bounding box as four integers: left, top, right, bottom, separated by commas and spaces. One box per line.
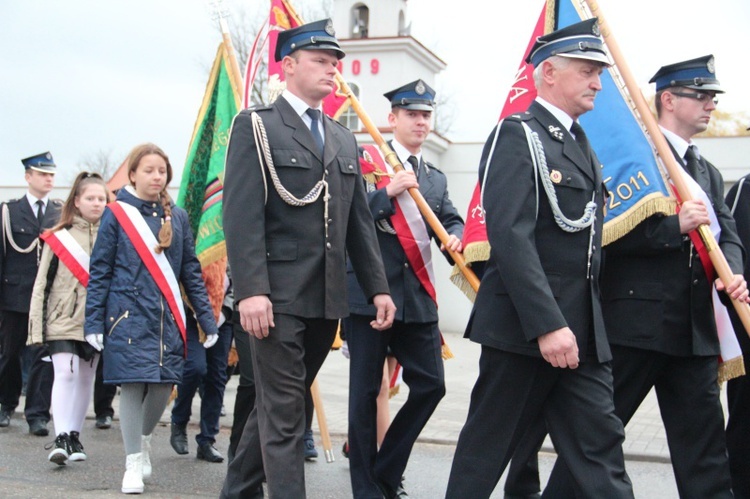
282, 1, 481, 294
583, 0, 750, 336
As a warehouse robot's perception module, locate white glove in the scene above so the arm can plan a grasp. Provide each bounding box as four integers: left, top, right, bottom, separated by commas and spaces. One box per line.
86, 334, 104, 352
203, 334, 219, 349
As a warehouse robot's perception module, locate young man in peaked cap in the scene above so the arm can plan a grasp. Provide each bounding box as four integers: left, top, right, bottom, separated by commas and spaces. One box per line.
346, 79, 464, 498
220, 19, 395, 499
0, 152, 61, 435
446, 18, 633, 498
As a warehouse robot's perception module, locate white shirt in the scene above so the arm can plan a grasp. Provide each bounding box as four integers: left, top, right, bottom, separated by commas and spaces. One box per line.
26, 192, 48, 217
282, 89, 325, 142
659, 125, 699, 161
535, 97, 578, 137
390, 139, 422, 173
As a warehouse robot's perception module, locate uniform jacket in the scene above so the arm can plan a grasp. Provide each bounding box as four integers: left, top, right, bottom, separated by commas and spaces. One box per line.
28, 216, 99, 345
85, 187, 218, 385
347, 143, 464, 323
0, 196, 62, 313
223, 95, 389, 319
602, 146, 744, 356
466, 101, 610, 362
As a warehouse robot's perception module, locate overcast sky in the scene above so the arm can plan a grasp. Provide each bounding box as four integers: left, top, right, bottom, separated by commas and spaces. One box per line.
1, 0, 748, 185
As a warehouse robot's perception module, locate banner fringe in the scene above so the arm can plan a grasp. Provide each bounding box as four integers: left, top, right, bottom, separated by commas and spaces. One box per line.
603, 197, 676, 246
718, 355, 746, 384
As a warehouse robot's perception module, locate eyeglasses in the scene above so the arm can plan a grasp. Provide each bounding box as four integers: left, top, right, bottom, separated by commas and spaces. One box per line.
670, 91, 719, 106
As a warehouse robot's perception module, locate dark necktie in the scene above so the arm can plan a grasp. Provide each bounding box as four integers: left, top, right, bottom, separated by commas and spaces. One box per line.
35, 200, 44, 221
305, 108, 325, 157
570, 121, 591, 158
684, 145, 701, 179
407, 155, 419, 177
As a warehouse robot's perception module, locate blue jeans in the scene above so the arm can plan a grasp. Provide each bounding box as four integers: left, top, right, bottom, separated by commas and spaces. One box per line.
171, 314, 233, 445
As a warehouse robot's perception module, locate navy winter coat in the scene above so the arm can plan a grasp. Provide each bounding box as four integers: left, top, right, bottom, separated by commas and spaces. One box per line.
84, 187, 218, 385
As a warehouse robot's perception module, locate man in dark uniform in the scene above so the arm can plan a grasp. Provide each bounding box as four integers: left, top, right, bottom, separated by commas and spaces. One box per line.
0, 152, 61, 435
445, 19, 633, 498
220, 19, 396, 499
544, 55, 747, 498
347, 80, 464, 498
725, 166, 750, 499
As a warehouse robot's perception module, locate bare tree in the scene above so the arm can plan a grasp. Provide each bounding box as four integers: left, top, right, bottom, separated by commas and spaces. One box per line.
433, 83, 458, 137
70, 148, 121, 183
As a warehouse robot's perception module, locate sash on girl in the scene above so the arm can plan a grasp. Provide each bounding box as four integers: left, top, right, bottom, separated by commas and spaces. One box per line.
108, 201, 187, 349
41, 229, 90, 287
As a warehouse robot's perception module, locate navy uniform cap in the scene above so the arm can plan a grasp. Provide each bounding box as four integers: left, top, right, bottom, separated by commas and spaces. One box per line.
649, 55, 724, 93
275, 18, 345, 62
383, 79, 436, 111
21, 151, 56, 174
526, 18, 610, 67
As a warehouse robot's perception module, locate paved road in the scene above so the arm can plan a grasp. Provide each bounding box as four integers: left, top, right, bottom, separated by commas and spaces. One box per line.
0, 419, 678, 498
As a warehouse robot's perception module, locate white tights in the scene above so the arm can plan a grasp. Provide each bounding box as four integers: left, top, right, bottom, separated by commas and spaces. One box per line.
50, 352, 99, 436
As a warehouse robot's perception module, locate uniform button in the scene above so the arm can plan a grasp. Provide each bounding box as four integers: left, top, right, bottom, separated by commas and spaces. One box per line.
153, 212, 158, 217
152, 203, 157, 208
348, 164, 354, 170
435, 205, 440, 210
109, 316, 114, 322
567, 177, 572, 183
326, 242, 332, 250
325, 169, 329, 176
291, 158, 297, 164
378, 210, 384, 215
628, 290, 634, 296
404, 262, 409, 268
266, 252, 270, 257
328, 219, 333, 223
693, 279, 699, 285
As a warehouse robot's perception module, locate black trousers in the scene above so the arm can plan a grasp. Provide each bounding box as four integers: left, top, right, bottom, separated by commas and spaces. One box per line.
446, 346, 632, 499
94, 355, 116, 418
347, 315, 445, 498
545, 345, 732, 499
0, 311, 53, 422
220, 314, 337, 499
228, 319, 256, 464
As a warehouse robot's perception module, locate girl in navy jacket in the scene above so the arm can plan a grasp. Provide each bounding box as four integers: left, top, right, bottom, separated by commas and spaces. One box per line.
84, 143, 218, 494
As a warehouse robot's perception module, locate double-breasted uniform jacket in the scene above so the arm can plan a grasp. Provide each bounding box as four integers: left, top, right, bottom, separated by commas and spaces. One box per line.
85, 187, 218, 385
223, 96, 389, 319
601, 144, 744, 357
347, 142, 464, 323
466, 101, 610, 362
0, 196, 62, 314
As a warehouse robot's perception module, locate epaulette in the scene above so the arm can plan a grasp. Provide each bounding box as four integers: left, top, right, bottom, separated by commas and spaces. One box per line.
506, 111, 533, 122
243, 104, 273, 114
328, 118, 353, 132
424, 161, 443, 174
4, 198, 20, 204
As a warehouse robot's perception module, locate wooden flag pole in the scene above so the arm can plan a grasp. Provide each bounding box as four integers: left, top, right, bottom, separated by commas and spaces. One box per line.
282, 3, 481, 294
311, 378, 334, 462
583, 0, 750, 335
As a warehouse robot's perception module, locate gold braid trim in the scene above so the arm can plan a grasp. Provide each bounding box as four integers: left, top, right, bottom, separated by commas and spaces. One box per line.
718, 356, 746, 384
603, 196, 676, 246
362, 170, 393, 185
441, 341, 454, 360
449, 241, 491, 303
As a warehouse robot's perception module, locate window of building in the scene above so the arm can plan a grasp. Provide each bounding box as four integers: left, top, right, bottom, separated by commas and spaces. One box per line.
339, 82, 360, 131
351, 4, 369, 38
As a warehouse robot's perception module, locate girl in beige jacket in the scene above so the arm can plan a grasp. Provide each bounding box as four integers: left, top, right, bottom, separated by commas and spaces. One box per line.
28, 172, 109, 465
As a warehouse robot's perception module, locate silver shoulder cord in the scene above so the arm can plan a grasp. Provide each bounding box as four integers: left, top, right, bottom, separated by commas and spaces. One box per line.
481, 120, 597, 278
2, 202, 39, 256
730, 177, 746, 215
365, 181, 397, 235
251, 111, 332, 239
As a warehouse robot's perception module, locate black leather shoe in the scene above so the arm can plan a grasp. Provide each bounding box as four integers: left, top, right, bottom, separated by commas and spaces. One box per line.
0, 408, 12, 427
170, 423, 189, 455
29, 420, 49, 436
375, 479, 408, 498
196, 442, 224, 463
95, 415, 112, 429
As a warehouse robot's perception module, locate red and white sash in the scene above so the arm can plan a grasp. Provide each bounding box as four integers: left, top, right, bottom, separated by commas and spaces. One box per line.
360, 145, 437, 303
108, 201, 187, 344
41, 229, 90, 287
671, 167, 744, 381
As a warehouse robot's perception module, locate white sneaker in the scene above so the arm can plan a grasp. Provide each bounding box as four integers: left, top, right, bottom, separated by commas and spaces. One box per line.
68, 431, 87, 462
141, 435, 152, 480
121, 452, 144, 494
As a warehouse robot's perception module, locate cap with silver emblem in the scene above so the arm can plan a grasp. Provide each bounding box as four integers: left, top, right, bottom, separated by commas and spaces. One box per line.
649, 55, 724, 93
21, 152, 57, 174
383, 79, 436, 111
274, 18, 345, 62
526, 18, 610, 67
